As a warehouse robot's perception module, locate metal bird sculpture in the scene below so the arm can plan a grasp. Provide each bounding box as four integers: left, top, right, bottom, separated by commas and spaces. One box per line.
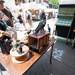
34, 19, 46, 35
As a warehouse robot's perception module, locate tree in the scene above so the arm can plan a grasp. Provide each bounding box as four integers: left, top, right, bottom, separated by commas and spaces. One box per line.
48, 0, 59, 5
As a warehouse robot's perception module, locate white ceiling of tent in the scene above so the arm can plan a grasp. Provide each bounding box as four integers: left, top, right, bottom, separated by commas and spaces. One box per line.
60, 0, 75, 4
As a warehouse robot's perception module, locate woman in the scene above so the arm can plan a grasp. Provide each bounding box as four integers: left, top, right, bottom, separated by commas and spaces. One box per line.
0, 0, 13, 27
0, 8, 17, 54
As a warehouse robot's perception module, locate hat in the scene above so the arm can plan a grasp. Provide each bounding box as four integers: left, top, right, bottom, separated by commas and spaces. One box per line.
0, 0, 4, 3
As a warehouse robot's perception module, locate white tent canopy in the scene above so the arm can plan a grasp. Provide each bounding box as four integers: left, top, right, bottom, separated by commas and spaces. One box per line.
14, 2, 48, 12
60, 0, 75, 4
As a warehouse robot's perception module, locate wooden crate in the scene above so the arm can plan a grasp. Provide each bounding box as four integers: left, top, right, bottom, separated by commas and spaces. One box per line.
28, 32, 49, 53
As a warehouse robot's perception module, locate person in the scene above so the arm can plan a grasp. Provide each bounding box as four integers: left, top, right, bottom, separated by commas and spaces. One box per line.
17, 9, 23, 24
0, 22, 17, 54
25, 10, 32, 26
22, 10, 32, 32
47, 24, 51, 33
40, 10, 46, 21
69, 13, 75, 47
71, 13, 75, 30
0, 0, 13, 27
0, 7, 17, 54
0, 12, 11, 54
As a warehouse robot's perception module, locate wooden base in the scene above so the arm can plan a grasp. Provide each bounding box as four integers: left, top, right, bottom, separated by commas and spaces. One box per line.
28, 32, 50, 53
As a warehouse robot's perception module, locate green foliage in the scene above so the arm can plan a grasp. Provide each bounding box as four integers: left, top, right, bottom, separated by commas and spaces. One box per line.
48, 0, 59, 5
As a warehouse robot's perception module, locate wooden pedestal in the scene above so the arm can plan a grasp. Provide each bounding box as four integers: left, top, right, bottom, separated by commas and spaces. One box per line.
28, 32, 49, 53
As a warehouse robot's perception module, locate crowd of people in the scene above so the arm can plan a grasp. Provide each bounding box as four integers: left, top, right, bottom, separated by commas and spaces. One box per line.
0, 0, 47, 54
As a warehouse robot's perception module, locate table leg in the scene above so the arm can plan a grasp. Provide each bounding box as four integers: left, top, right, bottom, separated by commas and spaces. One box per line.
50, 44, 54, 64
72, 37, 75, 48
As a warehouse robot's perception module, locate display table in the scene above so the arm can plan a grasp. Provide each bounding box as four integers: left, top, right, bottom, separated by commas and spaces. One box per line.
71, 29, 75, 47
0, 38, 55, 75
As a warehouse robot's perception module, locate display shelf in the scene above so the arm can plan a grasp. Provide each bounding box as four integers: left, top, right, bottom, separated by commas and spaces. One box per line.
56, 18, 72, 27
56, 4, 75, 38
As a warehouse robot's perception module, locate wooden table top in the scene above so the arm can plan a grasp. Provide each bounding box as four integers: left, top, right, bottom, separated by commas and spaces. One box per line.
0, 51, 40, 75
0, 37, 55, 75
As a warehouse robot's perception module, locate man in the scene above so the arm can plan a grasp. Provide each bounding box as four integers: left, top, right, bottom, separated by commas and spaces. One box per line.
0, 13, 17, 54
0, 0, 17, 54
40, 10, 46, 21
0, 12, 12, 54
0, 0, 13, 27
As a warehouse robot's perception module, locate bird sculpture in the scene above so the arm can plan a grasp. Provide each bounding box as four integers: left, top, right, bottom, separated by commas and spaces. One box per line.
34, 19, 46, 35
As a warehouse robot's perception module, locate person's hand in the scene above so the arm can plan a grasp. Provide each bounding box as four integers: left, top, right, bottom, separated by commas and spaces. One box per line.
4, 31, 10, 36
0, 31, 10, 37
0, 30, 4, 34
0, 30, 5, 36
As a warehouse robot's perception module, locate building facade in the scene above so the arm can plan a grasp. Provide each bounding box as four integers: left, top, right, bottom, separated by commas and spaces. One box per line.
14, 0, 43, 4
4, 0, 48, 6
